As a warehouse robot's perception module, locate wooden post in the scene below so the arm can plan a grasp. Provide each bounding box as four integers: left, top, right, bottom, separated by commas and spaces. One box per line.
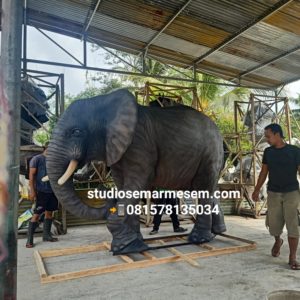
234, 101, 238, 135
58, 74, 67, 234
275, 90, 279, 123
145, 81, 150, 106
250, 94, 258, 216
0, 0, 23, 298
285, 97, 292, 144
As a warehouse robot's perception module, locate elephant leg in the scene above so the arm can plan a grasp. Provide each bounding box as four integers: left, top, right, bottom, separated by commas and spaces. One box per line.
211, 197, 226, 234
107, 197, 148, 255
188, 163, 226, 244
189, 198, 216, 243
107, 165, 153, 255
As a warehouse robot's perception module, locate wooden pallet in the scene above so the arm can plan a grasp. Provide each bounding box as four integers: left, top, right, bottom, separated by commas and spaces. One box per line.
34, 233, 256, 284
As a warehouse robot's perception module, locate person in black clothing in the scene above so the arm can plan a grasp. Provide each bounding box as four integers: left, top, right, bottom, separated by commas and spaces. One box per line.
149, 196, 187, 235
252, 124, 300, 270
26, 142, 59, 248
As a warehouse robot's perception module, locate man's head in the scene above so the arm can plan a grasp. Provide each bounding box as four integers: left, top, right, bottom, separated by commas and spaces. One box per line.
264, 124, 284, 146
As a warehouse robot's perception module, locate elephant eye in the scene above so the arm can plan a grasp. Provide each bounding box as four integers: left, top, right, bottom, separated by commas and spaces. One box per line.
71, 129, 82, 137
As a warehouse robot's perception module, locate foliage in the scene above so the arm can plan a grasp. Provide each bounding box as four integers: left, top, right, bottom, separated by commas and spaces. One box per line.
33, 115, 57, 146
33, 129, 49, 146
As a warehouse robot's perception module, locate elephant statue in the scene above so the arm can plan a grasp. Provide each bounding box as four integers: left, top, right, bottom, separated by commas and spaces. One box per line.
47, 89, 226, 255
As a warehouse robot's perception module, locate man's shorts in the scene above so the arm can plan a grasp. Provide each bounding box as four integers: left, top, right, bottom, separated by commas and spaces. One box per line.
266, 190, 300, 238
34, 191, 59, 215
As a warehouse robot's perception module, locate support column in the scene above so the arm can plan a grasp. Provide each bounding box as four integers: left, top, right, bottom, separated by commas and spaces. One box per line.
0, 0, 23, 299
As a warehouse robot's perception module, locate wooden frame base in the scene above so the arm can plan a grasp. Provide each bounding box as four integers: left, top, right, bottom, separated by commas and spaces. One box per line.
34, 233, 256, 284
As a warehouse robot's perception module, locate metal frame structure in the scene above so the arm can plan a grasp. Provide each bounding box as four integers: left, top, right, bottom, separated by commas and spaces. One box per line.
136, 81, 201, 108
1, 0, 300, 296
13, 0, 300, 88
220, 93, 294, 218
20, 3, 277, 91
19, 70, 68, 233
21, 70, 65, 119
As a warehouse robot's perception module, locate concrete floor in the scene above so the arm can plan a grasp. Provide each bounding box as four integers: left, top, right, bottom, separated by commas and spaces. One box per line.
17, 216, 300, 300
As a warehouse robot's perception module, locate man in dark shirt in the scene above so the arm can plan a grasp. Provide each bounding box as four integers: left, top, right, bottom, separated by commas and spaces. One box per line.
252, 124, 300, 270
26, 142, 59, 248
149, 196, 187, 235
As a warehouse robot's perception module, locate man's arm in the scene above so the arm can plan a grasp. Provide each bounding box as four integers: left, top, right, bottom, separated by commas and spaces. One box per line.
29, 167, 37, 201
252, 164, 269, 202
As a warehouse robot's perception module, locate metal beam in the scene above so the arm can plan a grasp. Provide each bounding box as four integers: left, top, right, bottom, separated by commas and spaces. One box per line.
26, 75, 56, 87
143, 0, 193, 53
22, 69, 61, 77
235, 44, 300, 79
147, 54, 194, 80
279, 75, 300, 88
82, 0, 102, 37
23, 58, 273, 89
35, 27, 84, 65
23, 0, 28, 73
100, 46, 143, 73
191, 0, 294, 67
0, 0, 23, 299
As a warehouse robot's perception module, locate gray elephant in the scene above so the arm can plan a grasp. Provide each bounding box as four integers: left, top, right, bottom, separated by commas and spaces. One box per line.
47, 89, 226, 255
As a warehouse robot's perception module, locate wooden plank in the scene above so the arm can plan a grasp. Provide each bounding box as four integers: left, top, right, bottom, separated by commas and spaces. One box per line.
40, 243, 255, 284
198, 244, 215, 251
118, 256, 134, 263
36, 234, 257, 283
219, 233, 256, 245
33, 251, 47, 278
40, 243, 106, 258
175, 236, 215, 250
188, 244, 256, 260
41, 255, 183, 284
102, 242, 134, 263
158, 240, 200, 267
141, 251, 156, 260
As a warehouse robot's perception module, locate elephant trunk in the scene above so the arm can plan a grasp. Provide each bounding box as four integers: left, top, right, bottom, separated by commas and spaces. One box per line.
46, 139, 108, 220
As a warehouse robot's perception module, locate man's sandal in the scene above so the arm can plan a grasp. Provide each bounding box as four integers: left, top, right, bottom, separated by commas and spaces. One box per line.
271, 238, 283, 257
289, 260, 300, 270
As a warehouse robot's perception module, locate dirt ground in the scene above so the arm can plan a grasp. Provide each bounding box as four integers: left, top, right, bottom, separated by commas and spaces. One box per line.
17, 216, 300, 300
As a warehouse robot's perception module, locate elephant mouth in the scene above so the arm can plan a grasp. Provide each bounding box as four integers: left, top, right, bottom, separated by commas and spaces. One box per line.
58, 159, 78, 185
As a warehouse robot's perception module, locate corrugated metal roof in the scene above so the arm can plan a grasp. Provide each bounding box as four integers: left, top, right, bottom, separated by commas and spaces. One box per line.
7, 0, 300, 88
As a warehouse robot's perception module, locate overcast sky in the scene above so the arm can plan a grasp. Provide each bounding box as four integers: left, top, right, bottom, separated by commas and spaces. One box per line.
1, 26, 299, 98
25, 27, 108, 95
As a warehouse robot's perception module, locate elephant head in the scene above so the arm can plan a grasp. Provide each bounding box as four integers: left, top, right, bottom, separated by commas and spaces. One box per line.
46, 89, 138, 219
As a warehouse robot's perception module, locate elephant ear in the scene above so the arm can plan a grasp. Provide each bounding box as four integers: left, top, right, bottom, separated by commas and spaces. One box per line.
106, 90, 138, 166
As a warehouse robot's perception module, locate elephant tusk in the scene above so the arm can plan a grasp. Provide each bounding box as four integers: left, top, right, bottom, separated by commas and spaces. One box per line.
58, 160, 78, 185
41, 175, 49, 182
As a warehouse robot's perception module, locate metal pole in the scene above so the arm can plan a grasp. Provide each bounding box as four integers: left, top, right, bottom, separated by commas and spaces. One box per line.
59, 74, 67, 233
275, 90, 279, 123
250, 94, 258, 217
23, 0, 27, 73
0, 0, 23, 299
60, 74, 65, 115
83, 35, 87, 67
55, 85, 60, 117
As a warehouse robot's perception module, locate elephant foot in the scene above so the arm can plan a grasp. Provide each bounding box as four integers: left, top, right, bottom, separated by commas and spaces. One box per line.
112, 238, 149, 255
212, 224, 227, 235
188, 229, 215, 244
